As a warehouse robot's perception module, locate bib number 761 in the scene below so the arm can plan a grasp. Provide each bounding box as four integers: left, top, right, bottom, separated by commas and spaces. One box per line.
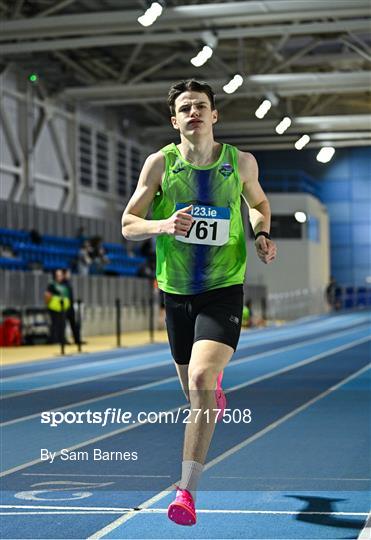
186, 220, 217, 241
175, 204, 230, 246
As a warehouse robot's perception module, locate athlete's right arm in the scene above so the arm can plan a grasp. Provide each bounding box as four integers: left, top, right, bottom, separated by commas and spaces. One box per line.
122, 151, 193, 241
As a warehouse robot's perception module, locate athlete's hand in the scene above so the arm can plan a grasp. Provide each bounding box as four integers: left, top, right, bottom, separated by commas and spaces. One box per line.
255, 236, 277, 264
161, 205, 194, 236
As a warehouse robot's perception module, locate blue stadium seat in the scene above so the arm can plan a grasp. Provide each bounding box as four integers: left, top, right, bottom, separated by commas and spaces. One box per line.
0, 227, 147, 277
0, 257, 27, 271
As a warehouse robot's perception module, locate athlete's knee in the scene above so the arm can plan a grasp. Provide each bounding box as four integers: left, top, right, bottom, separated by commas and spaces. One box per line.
188, 367, 216, 391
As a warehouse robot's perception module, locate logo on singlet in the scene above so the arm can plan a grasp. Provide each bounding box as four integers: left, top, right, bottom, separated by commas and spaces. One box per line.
172, 166, 186, 174
172, 160, 186, 174
219, 163, 234, 179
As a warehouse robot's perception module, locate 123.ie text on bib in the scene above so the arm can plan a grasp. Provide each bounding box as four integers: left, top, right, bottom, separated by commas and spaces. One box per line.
175, 203, 230, 246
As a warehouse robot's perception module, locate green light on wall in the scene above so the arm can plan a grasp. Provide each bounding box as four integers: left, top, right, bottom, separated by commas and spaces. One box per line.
28, 73, 38, 83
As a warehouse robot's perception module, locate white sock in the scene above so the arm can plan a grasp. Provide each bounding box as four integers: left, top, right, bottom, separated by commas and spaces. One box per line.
179, 460, 204, 501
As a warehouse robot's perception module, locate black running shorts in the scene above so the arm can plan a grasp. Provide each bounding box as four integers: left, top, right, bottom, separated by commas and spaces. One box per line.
163, 284, 244, 365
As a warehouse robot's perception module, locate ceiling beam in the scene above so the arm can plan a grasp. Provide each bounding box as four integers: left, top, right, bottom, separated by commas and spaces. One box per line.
52, 51, 97, 84
89, 58, 120, 79
347, 31, 371, 55
118, 43, 143, 83
286, 52, 367, 67
237, 140, 371, 150
305, 95, 339, 116
224, 132, 371, 144
341, 38, 371, 63
35, 0, 77, 18
1, 19, 370, 54
0, 1, 369, 40
141, 114, 371, 137
87, 83, 371, 106
127, 52, 180, 85
268, 39, 323, 74
12, 0, 25, 19
60, 72, 371, 102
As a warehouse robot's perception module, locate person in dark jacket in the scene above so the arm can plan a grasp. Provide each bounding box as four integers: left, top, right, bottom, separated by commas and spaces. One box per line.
44, 269, 70, 344
62, 268, 83, 345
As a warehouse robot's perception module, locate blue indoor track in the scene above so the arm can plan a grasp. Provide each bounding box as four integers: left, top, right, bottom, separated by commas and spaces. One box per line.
1, 311, 370, 539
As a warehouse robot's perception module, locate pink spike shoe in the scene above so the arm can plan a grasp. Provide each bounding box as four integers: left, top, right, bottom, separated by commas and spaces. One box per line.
168, 487, 196, 526
215, 370, 227, 422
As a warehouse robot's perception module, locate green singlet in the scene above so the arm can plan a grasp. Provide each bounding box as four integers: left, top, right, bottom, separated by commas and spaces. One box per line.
152, 142, 247, 294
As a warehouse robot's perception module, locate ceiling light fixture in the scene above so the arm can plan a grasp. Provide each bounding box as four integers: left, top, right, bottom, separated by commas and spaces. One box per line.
190, 45, 213, 67
255, 99, 272, 119
137, 2, 163, 27
295, 134, 311, 150
275, 116, 292, 134
223, 74, 243, 94
294, 211, 307, 223
316, 146, 335, 163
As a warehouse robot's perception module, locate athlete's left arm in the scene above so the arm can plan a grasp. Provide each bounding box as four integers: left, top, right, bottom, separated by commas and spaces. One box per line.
238, 151, 277, 264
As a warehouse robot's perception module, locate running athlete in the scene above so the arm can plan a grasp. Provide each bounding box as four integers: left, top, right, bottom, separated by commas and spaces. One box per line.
122, 79, 277, 526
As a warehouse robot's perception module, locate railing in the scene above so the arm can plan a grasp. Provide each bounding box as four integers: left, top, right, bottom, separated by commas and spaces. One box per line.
0, 270, 268, 337
267, 286, 371, 321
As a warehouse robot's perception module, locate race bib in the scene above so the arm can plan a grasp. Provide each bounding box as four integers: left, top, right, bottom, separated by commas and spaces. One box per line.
175, 203, 230, 246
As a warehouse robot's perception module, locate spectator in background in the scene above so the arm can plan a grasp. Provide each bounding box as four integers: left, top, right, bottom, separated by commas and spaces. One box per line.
154, 278, 166, 330
30, 229, 42, 244
75, 226, 86, 246
63, 269, 84, 345
78, 240, 93, 275
326, 276, 342, 311
138, 238, 156, 278
90, 236, 109, 274
44, 269, 70, 344
242, 299, 253, 327
0, 244, 16, 259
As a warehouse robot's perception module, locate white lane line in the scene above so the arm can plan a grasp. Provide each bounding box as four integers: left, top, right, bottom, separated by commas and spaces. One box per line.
210, 476, 371, 481
1, 348, 166, 382
1, 510, 368, 516
0, 505, 368, 516
1, 316, 366, 384
22, 473, 368, 482
1, 312, 367, 378
1, 512, 120, 515
2, 322, 368, 412
21, 473, 170, 478
0, 316, 331, 377
88, 362, 371, 539
358, 512, 371, 539
1, 358, 171, 400
226, 335, 370, 395
1, 375, 177, 427
1, 336, 369, 477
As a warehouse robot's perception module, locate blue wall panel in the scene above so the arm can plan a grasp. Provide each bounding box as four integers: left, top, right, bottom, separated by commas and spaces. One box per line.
321, 180, 351, 201
351, 202, 371, 222
317, 156, 351, 180
331, 268, 353, 284
321, 202, 351, 222
349, 149, 370, 178
332, 247, 352, 267
353, 250, 371, 266
351, 177, 371, 200
352, 224, 371, 245
255, 146, 371, 286
330, 224, 351, 246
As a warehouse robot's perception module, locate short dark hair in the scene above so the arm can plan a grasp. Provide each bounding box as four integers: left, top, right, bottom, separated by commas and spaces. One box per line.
167, 79, 216, 115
